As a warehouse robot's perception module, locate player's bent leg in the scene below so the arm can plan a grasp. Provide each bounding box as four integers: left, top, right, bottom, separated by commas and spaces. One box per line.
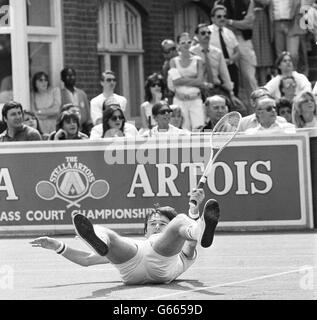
73, 214, 137, 264
152, 213, 197, 257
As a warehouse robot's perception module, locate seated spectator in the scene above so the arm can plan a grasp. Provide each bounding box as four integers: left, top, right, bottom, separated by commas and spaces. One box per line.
239, 87, 288, 132
245, 96, 295, 134
23, 110, 49, 140
264, 51, 311, 100
60, 67, 93, 136
90, 106, 138, 139
170, 105, 186, 130
292, 91, 317, 128
202, 95, 229, 131
276, 98, 293, 123
279, 75, 297, 103
0, 101, 42, 141
30, 71, 61, 134
49, 111, 88, 140
90, 70, 127, 126
140, 73, 165, 131
140, 101, 188, 136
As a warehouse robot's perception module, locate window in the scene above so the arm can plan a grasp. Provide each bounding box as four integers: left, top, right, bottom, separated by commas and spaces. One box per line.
174, 3, 209, 38
0, 0, 63, 110
98, 0, 144, 123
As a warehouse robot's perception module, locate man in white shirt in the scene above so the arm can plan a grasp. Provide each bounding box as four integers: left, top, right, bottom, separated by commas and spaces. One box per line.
90, 70, 127, 125
245, 96, 295, 134
209, 5, 240, 96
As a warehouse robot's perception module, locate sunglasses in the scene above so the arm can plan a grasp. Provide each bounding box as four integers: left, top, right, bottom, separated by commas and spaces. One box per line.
200, 31, 211, 36
180, 40, 192, 45
257, 105, 276, 112
163, 47, 176, 54
216, 15, 226, 19
105, 78, 117, 83
110, 115, 124, 121
158, 109, 172, 115
150, 82, 162, 87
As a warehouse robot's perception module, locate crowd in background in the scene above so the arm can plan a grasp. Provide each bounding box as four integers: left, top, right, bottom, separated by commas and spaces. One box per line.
1, 0, 317, 142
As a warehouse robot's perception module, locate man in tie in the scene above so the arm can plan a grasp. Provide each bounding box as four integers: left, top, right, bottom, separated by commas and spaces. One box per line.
209, 5, 240, 97
190, 23, 234, 101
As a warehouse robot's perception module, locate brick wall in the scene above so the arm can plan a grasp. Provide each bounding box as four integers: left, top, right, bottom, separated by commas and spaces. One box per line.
62, 0, 99, 99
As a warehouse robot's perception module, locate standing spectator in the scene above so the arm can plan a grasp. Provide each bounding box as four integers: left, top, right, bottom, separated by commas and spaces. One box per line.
202, 95, 229, 131
222, 0, 258, 113
139, 73, 165, 131
161, 39, 178, 104
209, 5, 240, 96
30, 71, 61, 135
168, 33, 205, 131
0, 101, 42, 141
23, 110, 49, 140
49, 111, 88, 140
60, 67, 93, 136
279, 75, 297, 103
90, 70, 127, 126
264, 51, 312, 100
276, 98, 293, 123
270, 0, 302, 68
252, 0, 275, 86
292, 91, 317, 128
245, 95, 295, 134
90, 106, 138, 139
190, 24, 234, 98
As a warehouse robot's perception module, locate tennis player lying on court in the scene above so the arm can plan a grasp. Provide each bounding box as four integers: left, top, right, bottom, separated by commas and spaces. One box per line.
30, 189, 220, 285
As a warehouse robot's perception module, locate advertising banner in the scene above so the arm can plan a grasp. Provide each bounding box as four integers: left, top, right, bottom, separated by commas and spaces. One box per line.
0, 133, 313, 236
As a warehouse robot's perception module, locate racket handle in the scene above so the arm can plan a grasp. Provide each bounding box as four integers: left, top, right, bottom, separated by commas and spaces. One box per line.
189, 177, 207, 207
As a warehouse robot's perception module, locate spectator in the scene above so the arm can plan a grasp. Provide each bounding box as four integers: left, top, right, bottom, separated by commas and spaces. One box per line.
141, 101, 188, 136
0, 119, 5, 134
60, 67, 93, 136
30, 71, 61, 134
209, 5, 240, 96
292, 91, 317, 128
170, 105, 186, 130
252, 0, 275, 86
90, 70, 127, 126
0, 101, 42, 141
245, 95, 295, 134
222, 0, 258, 114
276, 98, 293, 123
191, 23, 234, 99
270, 0, 302, 68
264, 51, 312, 100
239, 87, 287, 132
23, 110, 49, 140
313, 82, 317, 101
139, 73, 165, 131
279, 75, 297, 103
168, 32, 205, 131
49, 110, 88, 140
90, 106, 138, 139
202, 95, 229, 131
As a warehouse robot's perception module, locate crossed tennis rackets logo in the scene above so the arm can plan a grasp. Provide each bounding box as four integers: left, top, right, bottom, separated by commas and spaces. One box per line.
35, 158, 110, 208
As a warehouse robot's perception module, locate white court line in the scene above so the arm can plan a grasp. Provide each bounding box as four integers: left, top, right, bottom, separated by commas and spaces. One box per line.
145, 267, 317, 300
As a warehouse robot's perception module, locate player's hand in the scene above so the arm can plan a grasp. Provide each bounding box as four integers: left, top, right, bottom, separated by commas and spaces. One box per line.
30, 237, 62, 251
190, 188, 205, 208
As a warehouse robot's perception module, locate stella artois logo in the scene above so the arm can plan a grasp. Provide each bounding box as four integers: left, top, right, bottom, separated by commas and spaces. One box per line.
35, 157, 109, 208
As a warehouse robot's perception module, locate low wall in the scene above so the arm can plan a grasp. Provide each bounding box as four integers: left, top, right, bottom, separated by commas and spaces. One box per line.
0, 132, 314, 236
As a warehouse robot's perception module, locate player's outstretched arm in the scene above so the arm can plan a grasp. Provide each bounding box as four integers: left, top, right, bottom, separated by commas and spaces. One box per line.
30, 237, 109, 267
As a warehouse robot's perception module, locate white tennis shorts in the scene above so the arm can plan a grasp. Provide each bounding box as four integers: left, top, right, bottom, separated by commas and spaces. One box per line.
115, 239, 197, 285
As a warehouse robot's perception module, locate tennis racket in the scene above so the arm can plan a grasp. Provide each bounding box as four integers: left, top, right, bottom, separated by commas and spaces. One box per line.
189, 111, 242, 207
